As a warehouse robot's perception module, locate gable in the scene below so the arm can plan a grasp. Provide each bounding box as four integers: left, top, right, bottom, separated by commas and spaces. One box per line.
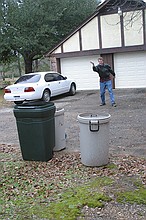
99, 0, 146, 14
48, 0, 146, 56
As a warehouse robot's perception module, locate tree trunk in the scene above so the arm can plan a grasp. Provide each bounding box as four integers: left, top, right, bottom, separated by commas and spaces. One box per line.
17, 53, 22, 76
24, 56, 33, 73
34, 59, 39, 72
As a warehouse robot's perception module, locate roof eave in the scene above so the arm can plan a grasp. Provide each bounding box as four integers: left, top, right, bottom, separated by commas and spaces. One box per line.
46, 0, 110, 56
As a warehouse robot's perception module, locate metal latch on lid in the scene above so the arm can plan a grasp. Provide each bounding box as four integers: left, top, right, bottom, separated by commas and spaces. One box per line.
89, 120, 99, 132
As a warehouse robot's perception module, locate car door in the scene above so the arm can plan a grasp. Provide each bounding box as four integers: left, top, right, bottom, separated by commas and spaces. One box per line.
44, 73, 62, 96
54, 73, 69, 94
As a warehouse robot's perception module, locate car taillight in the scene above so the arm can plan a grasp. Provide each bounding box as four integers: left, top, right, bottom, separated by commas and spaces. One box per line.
24, 87, 35, 92
4, 88, 11, 93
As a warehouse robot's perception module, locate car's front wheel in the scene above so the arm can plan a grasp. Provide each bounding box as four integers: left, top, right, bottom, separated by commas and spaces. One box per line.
42, 89, 51, 102
69, 83, 76, 95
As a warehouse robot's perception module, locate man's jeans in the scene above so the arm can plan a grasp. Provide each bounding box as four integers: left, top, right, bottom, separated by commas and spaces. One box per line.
100, 80, 115, 104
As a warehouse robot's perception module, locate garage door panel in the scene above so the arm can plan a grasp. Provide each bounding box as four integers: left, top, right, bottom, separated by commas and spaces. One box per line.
114, 51, 146, 88
61, 56, 100, 90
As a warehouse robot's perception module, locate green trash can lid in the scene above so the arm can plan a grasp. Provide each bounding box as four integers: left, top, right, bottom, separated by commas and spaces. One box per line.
13, 101, 56, 118
14, 101, 54, 109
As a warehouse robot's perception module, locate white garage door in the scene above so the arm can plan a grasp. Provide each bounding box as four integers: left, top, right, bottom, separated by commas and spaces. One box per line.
114, 51, 146, 88
61, 55, 100, 90
61, 51, 146, 90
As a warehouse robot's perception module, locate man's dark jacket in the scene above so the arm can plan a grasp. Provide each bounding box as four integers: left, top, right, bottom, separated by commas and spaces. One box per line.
93, 64, 115, 81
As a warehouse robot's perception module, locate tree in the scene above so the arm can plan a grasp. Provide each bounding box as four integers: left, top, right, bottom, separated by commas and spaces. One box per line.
0, 0, 17, 64
1, 0, 97, 73
54, 0, 100, 41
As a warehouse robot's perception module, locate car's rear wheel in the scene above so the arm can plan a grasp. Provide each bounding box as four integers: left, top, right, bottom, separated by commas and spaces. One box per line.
42, 89, 50, 102
69, 83, 76, 95
14, 101, 23, 105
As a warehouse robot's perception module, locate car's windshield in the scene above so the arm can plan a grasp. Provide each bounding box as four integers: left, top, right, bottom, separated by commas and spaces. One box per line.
15, 74, 41, 84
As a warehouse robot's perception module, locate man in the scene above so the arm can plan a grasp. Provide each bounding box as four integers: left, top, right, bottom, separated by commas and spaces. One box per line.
90, 57, 117, 107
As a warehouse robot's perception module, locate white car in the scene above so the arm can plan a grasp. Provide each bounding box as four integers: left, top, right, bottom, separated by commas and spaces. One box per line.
4, 71, 76, 104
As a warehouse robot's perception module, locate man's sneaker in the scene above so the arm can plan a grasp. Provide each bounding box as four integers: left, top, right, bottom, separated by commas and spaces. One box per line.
100, 103, 106, 106
112, 103, 117, 107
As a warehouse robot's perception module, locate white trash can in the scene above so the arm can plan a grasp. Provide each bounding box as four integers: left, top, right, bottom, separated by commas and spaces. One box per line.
54, 108, 66, 151
77, 113, 111, 166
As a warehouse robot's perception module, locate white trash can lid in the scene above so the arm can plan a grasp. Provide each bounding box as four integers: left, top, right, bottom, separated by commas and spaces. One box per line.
55, 108, 65, 116
77, 113, 111, 124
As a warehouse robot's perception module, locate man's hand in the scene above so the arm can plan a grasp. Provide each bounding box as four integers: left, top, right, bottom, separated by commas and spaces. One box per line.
90, 61, 94, 66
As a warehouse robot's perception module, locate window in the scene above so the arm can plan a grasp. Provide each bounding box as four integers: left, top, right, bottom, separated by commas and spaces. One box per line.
44, 74, 54, 82
53, 73, 63, 81
15, 74, 41, 84
44, 73, 64, 82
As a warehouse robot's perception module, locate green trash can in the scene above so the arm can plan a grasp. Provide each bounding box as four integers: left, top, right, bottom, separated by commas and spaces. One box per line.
13, 101, 56, 161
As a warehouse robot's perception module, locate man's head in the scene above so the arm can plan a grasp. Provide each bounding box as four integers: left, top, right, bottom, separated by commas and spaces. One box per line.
98, 57, 104, 65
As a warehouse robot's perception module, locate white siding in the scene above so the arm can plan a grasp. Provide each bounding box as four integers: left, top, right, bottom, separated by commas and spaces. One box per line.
114, 51, 146, 88
54, 46, 61, 54
81, 17, 99, 50
63, 32, 80, 52
124, 11, 143, 46
101, 14, 121, 48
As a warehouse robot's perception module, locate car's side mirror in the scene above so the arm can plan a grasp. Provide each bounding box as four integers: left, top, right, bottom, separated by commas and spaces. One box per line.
64, 76, 67, 80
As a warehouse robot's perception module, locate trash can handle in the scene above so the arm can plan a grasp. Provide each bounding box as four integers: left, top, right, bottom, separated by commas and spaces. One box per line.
90, 114, 97, 117
89, 120, 99, 132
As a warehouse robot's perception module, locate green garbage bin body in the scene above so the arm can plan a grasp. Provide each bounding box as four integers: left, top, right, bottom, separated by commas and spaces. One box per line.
13, 102, 56, 161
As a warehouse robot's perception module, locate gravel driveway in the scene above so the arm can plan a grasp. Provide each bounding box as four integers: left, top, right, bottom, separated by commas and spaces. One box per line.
0, 88, 146, 158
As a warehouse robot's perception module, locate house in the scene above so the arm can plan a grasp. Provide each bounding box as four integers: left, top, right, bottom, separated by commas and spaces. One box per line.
47, 0, 146, 90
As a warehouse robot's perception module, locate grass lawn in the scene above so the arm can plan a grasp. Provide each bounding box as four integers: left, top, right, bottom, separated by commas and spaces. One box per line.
0, 89, 4, 103
1, 148, 146, 220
